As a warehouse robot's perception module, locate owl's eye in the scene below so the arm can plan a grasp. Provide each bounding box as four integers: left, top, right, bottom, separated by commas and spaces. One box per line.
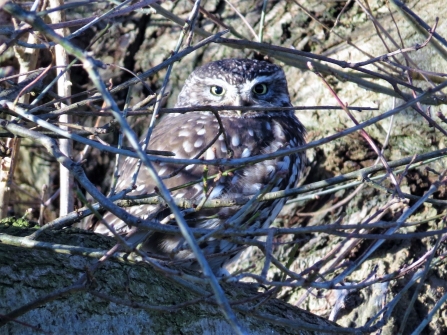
252, 83, 268, 95
210, 85, 225, 96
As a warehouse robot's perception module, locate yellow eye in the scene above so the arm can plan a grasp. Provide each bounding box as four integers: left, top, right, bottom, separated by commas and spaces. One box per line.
252, 83, 268, 95
210, 85, 225, 96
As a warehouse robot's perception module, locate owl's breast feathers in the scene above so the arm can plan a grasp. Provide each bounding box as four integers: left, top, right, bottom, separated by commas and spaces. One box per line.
138, 111, 305, 200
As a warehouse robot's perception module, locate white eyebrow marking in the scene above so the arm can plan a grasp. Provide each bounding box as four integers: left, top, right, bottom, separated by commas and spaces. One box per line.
240, 74, 280, 93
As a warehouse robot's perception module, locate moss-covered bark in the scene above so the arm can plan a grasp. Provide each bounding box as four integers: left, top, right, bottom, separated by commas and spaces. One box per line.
0, 221, 338, 334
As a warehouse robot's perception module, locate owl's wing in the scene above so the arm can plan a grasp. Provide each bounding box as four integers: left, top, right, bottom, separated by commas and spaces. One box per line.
95, 112, 228, 235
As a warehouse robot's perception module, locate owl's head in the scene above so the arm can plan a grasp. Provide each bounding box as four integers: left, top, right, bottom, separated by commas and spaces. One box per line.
175, 59, 292, 117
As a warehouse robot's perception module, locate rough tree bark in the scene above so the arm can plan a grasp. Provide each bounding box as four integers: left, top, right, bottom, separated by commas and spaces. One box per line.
0, 221, 338, 334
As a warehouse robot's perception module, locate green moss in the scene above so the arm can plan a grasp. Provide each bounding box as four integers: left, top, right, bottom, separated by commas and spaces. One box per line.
0, 216, 35, 228
0, 217, 39, 237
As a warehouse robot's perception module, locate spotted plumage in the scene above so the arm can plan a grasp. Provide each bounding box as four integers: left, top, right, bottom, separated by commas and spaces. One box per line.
95, 59, 306, 275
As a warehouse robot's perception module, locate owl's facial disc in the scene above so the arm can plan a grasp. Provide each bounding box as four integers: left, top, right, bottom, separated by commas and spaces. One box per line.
175, 58, 292, 117
198, 77, 281, 117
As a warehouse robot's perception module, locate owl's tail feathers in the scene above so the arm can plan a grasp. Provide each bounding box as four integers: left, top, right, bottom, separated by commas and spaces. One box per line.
89, 211, 130, 236
90, 212, 158, 255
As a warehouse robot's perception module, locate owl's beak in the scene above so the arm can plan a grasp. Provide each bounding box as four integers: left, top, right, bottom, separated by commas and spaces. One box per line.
234, 94, 249, 116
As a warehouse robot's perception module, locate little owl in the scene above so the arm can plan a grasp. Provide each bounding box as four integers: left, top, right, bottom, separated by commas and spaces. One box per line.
94, 58, 306, 276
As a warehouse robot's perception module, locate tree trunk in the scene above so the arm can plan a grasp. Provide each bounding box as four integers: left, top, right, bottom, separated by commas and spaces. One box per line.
0, 222, 338, 334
